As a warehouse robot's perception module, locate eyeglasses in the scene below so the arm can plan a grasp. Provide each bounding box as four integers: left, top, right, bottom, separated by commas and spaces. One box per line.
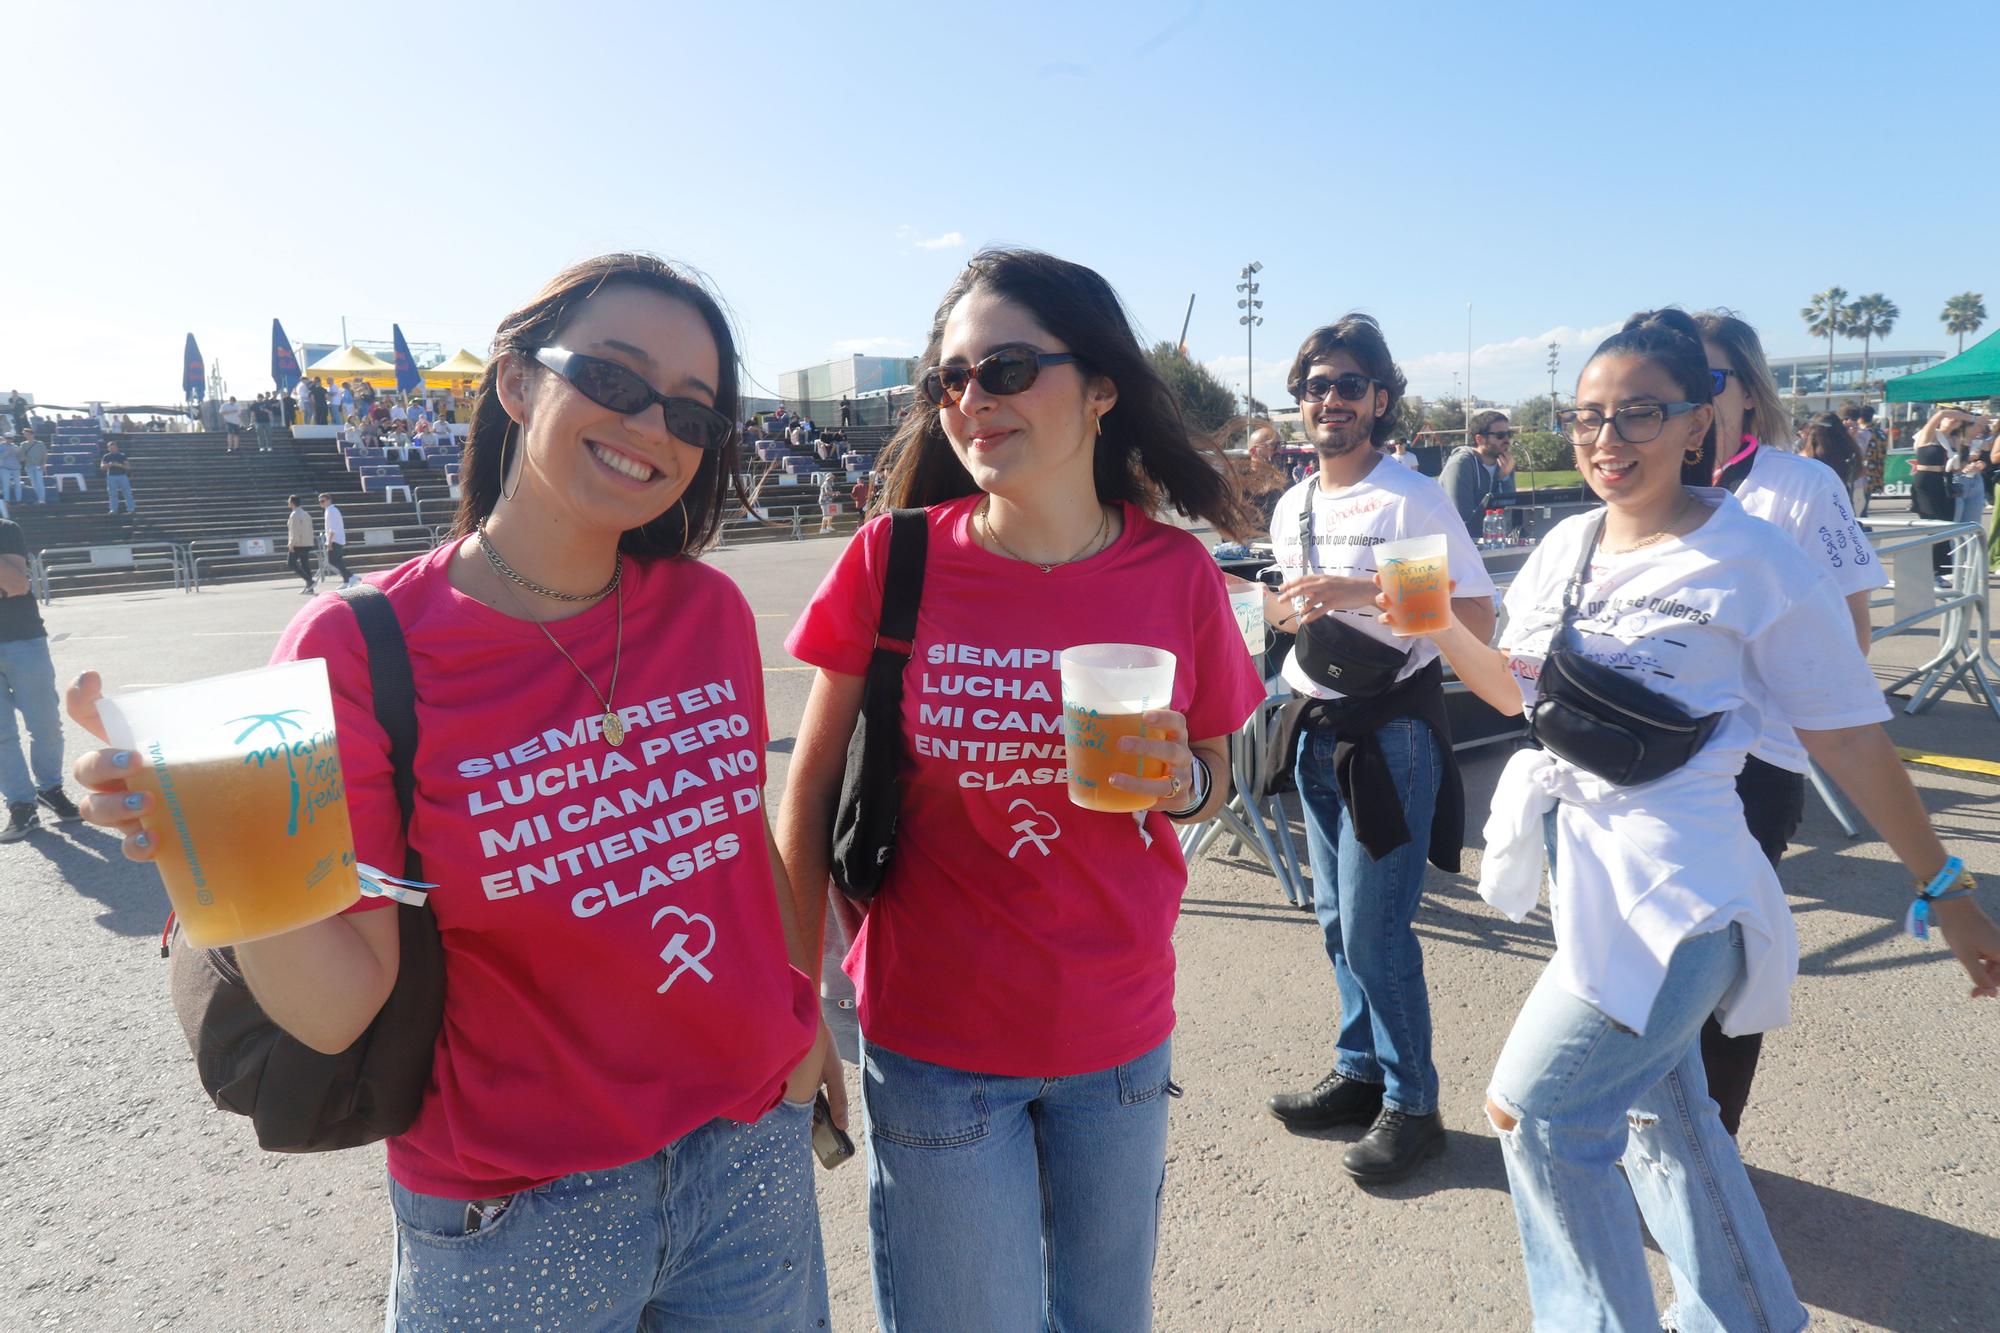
1292, 373, 1381, 404
1708, 367, 1737, 396
1557, 402, 1701, 445
919, 347, 1081, 407
533, 347, 734, 451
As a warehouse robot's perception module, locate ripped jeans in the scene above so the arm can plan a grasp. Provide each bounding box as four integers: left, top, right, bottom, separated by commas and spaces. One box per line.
1487, 924, 1806, 1332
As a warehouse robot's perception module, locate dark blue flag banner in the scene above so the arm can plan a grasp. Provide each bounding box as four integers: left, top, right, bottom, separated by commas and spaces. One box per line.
391, 324, 422, 395
271, 319, 302, 391
183, 333, 206, 401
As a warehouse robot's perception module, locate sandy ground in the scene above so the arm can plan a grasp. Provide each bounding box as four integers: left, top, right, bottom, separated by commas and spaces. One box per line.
4, 528, 1998, 1331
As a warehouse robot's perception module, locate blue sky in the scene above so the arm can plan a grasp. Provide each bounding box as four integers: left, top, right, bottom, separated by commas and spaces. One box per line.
6, 0, 1994, 412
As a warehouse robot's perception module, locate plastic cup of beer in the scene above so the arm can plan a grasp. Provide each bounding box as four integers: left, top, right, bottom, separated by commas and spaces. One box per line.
1377, 533, 1451, 637
1059, 643, 1178, 813
1226, 585, 1268, 658
98, 659, 362, 949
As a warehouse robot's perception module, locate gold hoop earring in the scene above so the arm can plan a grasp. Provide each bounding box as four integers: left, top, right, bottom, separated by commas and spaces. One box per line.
500, 421, 523, 501
1683, 441, 1703, 466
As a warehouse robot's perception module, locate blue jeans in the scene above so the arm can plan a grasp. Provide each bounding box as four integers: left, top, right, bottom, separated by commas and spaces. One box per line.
0, 466, 18, 502
1488, 924, 1806, 1332
0, 636, 65, 805
386, 1102, 828, 1332
26, 464, 45, 504
1293, 715, 1442, 1115
106, 475, 134, 513
861, 1035, 1173, 1332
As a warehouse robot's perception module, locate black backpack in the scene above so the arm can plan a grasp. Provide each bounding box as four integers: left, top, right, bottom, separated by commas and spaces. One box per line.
164, 583, 444, 1152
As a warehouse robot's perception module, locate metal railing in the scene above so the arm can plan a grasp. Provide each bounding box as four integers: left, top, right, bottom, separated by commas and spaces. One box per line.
1865, 518, 1997, 721
32, 541, 192, 603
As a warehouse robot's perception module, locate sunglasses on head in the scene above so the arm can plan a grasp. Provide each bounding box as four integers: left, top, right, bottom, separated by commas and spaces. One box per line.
920, 347, 1081, 407
1293, 373, 1381, 404
533, 347, 734, 451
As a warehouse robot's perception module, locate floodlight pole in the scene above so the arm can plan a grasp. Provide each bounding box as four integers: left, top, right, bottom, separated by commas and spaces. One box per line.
1236, 261, 1264, 445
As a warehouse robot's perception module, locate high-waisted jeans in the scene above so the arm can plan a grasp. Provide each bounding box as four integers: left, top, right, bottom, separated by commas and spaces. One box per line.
1487, 924, 1806, 1332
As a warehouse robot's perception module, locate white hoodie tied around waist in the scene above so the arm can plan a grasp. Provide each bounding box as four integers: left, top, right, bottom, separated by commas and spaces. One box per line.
1479, 747, 1797, 1038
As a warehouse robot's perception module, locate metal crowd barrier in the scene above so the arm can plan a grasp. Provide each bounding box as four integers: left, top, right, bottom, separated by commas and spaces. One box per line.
32, 541, 191, 603
1864, 518, 1997, 722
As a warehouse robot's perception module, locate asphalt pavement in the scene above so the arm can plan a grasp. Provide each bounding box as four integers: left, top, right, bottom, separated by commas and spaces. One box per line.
4, 532, 1998, 1331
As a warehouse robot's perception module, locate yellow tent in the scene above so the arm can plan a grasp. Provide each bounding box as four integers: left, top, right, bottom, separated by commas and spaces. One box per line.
423, 347, 488, 388
305, 345, 398, 387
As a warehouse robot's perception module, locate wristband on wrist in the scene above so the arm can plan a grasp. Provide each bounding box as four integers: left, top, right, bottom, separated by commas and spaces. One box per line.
1165, 754, 1212, 821
1905, 855, 1976, 940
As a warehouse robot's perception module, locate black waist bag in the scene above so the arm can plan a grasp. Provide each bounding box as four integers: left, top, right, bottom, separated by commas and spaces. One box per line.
1528, 516, 1723, 787
166, 584, 443, 1152
1294, 611, 1411, 698
1289, 494, 1410, 698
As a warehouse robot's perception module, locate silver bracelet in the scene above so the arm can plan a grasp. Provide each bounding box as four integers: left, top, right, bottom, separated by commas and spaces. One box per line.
1165, 755, 1212, 821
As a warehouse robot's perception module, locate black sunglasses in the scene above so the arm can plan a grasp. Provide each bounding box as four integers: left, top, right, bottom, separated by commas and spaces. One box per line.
534, 347, 734, 451
920, 347, 1081, 407
1293, 373, 1381, 404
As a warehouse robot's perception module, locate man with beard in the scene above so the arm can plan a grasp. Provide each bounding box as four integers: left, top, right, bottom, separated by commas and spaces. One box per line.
1260, 315, 1496, 1183
1440, 410, 1517, 533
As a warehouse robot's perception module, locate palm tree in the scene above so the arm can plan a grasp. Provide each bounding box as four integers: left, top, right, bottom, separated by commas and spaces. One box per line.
1801, 287, 1850, 409
1845, 294, 1898, 393
1942, 292, 1987, 355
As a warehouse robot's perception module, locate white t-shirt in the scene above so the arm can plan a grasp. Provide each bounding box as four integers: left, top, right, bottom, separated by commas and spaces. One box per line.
1732, 445, 1888, 772
322, 504, 347, 545
1490, 491, 1890, 1035
1268, 454, 1496, 699
1389, 449, 1420, 470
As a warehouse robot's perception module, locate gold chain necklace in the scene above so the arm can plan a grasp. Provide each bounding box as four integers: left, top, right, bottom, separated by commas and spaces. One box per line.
1602, 492, 1700, 555
479, 536, 628, 746
477, 517, 620, 602
977, 495, 1110, 573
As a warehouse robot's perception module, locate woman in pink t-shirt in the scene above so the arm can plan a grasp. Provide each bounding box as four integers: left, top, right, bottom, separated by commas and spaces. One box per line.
782, 248, 1266, 1329
69, 255, 835, 1330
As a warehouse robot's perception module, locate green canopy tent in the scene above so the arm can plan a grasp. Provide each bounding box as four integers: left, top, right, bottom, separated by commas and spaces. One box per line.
1884, 326, 2000, 403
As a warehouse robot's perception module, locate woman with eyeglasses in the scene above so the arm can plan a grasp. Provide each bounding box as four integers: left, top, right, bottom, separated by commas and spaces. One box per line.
68, 254, 836, 1330
780, 248, 1264, 1330
1399, 308, 2000, 1330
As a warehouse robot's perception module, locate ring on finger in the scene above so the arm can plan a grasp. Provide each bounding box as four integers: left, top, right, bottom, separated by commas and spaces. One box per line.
1167, 773, 1183, 799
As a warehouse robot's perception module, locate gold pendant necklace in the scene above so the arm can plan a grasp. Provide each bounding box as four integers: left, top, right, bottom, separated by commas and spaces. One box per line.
480, 536, 626, 745
978, 495, 1110, 572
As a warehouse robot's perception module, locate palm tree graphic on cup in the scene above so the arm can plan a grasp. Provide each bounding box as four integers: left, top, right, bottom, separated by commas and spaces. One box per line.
232, 710, 311, 836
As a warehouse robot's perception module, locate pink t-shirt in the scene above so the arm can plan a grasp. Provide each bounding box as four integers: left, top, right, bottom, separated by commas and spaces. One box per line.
276, 541, 815, 1199
786, 497, 1265, 1076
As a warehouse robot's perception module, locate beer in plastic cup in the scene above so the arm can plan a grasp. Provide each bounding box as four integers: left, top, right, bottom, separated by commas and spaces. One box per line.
99, 659, 362, 948
1227, 585, 1267, 658
1377, 533, 1451, 636
1059, 643, 1177, 813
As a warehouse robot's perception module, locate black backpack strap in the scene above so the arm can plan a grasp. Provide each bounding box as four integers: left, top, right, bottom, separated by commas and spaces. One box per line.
875, 508, 929, 654
1559, 512, 1607, 627
339, 583, 422, 883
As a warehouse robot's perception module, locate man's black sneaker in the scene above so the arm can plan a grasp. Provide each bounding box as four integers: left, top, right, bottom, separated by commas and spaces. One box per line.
37, 787, 82, 822
1342, 1107, 1447, 1183
1268, 1071, 1385, 1130
2, 801, 39, 842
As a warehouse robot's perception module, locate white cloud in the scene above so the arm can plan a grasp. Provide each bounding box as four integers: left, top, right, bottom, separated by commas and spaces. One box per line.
1402, 322, 1621, 405
829, 335, 913, 356
895, 225, 966, 251
1200, 353, 1296, 410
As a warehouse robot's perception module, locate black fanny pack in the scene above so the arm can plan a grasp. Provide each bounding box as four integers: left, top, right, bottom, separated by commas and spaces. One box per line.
1295, 612, 1410, 697
1290, 491, 1411, 698
1528, 515, 1723, 786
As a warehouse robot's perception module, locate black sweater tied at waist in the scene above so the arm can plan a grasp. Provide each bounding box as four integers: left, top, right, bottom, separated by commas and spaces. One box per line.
1263, 658, 1464, 873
